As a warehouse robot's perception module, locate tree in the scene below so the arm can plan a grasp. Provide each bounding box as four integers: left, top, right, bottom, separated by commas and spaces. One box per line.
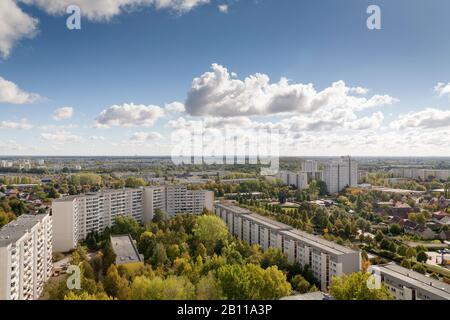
375, 230, 384, 243
152, 209, 167, 224
193, 215, 228, 253
124, 177, 147, 188
64, 292, 113, 300
417, 251, 428, 263
329, 272, 393, 300
400, 259, 411, 269
9, 199, 25, 216
130, 276, 195, 300
113, 216, 142, 238
291, 274, 311, 294
412, 263, 426, 274
102, 239, 116, 273
196, 272, 223, 300
389, 224, 402, 235
317, 180, 328, 196
104, 265, 129, 298
260, 247, 288, 270
405, 247, 417, 258
151, 243, 168, 267
216, 263, 291, 300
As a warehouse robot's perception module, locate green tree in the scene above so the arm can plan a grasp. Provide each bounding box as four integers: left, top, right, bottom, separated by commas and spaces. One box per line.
193, 215, 228, 253
196, 272, 223, 300
102, 239, 116, 273
151, 243, 168, 267
329, 272, 393, 300
412, 264, 426, 274
260, 247, 288, 270
291, 274, 311, 294
416, 251, 428, 263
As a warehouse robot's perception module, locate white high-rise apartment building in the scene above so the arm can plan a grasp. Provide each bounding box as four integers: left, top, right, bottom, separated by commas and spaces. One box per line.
323, 156, 358, 194
278, 171, 309, 190
53, 186, 214, 252
215, 203, 361, 291
143, 185, 214, 222
302, 160, 318, 173
0, 214, 53, 300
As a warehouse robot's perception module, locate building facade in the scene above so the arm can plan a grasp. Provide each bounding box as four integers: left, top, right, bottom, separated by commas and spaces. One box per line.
53, 186, 214, 252
278, 171, 309, 190
323, 156, 358, 194
368, 263, 449, 300
0, 214, 53, 300
215, 203, 361, 291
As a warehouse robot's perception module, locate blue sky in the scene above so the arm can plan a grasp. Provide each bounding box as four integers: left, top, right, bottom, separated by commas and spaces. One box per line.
1, 0, 450, 156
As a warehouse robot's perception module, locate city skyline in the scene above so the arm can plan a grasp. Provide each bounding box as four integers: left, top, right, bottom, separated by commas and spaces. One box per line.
1, 0, 450, 157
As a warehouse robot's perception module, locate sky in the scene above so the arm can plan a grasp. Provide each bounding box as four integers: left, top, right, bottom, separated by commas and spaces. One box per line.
1, 0, 450, 157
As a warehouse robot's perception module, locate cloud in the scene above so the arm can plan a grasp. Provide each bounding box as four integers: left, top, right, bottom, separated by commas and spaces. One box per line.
89, 135, 105, 141
165, 101, 186, 114
0, 75, 40, 104
52, 106, 74, 120
40, 131, 82, 142
20, 0, 210, 21
390, 108, 450, 130
185, 64, 397, 117
0, 119, 33, 130
130, 131, 163, 141
95, 103, 164, 128
218, 4, 228, 13
0, 0, 38, 58
435, 82, 450, 98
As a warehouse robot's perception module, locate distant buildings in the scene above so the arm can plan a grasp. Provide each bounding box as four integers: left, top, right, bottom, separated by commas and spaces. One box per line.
368, 263, 450, 300
0, 214, 53, 300
52, 186, 214, 252
278, 160, 322, 191
323, 156, 358, 194
390, 168, 450, 181
215, 203, 361, 291
278, 171, 309, 190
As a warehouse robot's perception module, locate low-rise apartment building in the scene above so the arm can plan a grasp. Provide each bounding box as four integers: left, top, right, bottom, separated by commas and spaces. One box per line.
368, 263, 450, 300
215, 203, 361, 291
0, 214, 52, 300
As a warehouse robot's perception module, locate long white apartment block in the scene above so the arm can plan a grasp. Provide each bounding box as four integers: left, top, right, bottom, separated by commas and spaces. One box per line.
53, 186, 214, 252
368, 263, 449, 300
215, 203, 361, 291
390, 168, 450, 181
0, 214, 52, 300
323, 156, 358, 194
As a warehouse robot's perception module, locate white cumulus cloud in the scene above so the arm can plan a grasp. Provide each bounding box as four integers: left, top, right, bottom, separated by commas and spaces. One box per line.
52, 106, 74, 120
0, 0, 38, 58
390, 108, 450, 130
40, 131, 82, 142
0, 119, 33, 130
130, 131, 163, 141
185, 64, 397, 117
0, 75, 40, 104
20, 0, 210, 21
218, 4, 228, 13
435, 82, 450, 98
95, 103, 164, 128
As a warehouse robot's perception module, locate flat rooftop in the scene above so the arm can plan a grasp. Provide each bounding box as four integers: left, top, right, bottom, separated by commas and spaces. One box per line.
375, 263, 450, 299
0, 214, 48, 247
53, 188, 142, 202
110, 235, 143, 265
280, 229, 358, 255
243, 213, 292, 230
